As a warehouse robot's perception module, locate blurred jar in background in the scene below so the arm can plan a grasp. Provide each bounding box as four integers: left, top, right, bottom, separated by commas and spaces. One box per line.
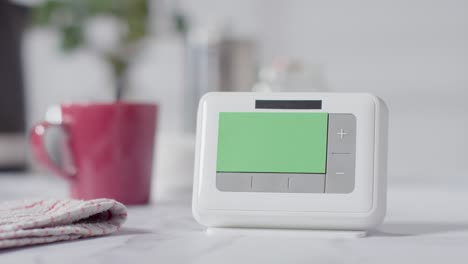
253, 58, 328, 93
124, 0, 192, 200
125, 17, 190, 201
128, 21, 259, 199
185, 26, 258, 132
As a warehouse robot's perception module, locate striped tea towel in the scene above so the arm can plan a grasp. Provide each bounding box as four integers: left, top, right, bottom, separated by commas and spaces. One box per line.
0, 198, 127, 249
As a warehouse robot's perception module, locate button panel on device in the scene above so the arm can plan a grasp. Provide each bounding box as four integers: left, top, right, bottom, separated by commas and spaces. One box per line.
325, 114, 356, 193
216, 173, 252, 192
251, 174, 289, 192
216, 173, 325, 193
288, 174, 325, 193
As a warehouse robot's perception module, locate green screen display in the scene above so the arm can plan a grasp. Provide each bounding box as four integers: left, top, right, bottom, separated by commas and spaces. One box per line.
216, 112, 328, 174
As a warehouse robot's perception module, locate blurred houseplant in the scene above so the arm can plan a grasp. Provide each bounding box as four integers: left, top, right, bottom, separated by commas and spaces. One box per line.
31, 0, 149, 99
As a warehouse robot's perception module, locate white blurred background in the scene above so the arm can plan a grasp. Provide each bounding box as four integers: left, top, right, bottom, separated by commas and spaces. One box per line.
179, 0, 468, 183
2, 0, 467, 197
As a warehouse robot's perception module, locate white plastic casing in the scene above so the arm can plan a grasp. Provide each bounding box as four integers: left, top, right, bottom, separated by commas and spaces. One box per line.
192, 92, 388, 230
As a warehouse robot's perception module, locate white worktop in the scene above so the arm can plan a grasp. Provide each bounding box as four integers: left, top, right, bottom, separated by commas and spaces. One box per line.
1, 174, 468, 264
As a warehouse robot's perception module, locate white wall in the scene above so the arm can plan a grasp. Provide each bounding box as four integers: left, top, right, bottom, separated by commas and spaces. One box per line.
181, 0, 468, 182
22, 0, 468, 183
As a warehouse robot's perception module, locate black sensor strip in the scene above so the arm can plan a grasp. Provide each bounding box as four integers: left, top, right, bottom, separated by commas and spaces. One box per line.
255, 100, 322, 110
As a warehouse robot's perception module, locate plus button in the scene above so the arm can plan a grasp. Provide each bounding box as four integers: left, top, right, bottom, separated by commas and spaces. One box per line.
337, 128, 347, 140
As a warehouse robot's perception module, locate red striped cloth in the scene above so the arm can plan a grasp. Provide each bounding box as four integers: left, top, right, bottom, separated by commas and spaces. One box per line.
0, 198, 127, 249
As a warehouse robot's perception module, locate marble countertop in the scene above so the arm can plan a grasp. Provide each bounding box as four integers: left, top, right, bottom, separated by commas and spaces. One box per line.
1, 174, 468, 264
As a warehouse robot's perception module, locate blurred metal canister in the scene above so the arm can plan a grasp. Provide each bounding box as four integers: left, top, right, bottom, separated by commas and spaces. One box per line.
184, 28, 257, 132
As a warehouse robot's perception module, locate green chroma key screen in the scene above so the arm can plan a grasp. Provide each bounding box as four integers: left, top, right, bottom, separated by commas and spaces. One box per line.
216, 112, 328, 174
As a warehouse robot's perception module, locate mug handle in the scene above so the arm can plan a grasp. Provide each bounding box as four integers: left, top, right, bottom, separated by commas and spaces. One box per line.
30, 121, 76, 181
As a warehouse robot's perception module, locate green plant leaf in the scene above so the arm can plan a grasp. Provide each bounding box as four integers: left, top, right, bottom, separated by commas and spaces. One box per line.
61, 24, 83, 51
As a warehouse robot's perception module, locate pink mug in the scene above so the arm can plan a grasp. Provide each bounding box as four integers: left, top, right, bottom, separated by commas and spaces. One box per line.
30, 102, 157, 205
